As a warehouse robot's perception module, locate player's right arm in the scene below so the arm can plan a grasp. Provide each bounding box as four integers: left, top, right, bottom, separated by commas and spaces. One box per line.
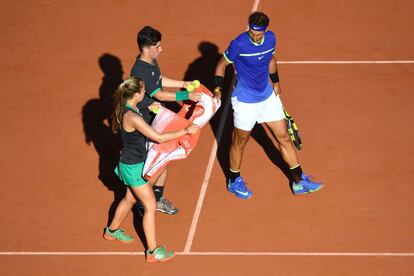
213, 57, 231, 99
269, 55, 281, 95
215, 56, 231, 78
152, 89, 202, 103
127, 112, 199, 143
214, 40, 238, 98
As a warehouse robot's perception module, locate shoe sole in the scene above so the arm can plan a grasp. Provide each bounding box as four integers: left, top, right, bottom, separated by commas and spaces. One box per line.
146, 254, 176, 263
156, 208, 179, 215
103, 233, 134, 243
308, 184, 323, 193
293, 184, 324, 195
227, 187, 252, 199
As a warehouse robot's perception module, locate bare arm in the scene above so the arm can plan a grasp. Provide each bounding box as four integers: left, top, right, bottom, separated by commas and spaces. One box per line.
126, 112, 199, 143
269, 54, 282, 95
161, 77, 187, 88
153, 89, 202, 102
213, 56, 231, 98
215, 56, 231, 77
269, 54, 278, 74
153, 77, 201, 102
152, 90, 181, 102
153, 77, 185, 102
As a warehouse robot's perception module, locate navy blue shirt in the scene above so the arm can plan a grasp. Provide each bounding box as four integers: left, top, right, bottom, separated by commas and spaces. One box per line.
130, 56, 162, 123
119, 107, 148, 164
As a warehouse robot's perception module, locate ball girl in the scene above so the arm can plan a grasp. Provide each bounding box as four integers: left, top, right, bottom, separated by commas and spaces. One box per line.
104, 76, 199, 262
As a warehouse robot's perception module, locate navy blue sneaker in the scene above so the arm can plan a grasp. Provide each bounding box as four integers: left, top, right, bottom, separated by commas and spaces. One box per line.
292, 173, 323, 195
227, 176, 253, 199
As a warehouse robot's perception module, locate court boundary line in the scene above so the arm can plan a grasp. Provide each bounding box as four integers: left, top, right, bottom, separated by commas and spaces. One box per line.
2, 0, 413, 262
1, 251, 413, 257
183, 0, 413, 252
183, 56, 414, 253
183, 0, 261, 253
182, 93, 232, 253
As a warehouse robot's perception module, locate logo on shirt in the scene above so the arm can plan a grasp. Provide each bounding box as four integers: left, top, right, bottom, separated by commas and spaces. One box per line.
258, 56, 264, 60
152, 72, 155, 76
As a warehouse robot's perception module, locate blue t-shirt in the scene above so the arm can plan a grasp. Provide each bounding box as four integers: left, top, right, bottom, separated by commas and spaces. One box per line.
224, 30, 276, 103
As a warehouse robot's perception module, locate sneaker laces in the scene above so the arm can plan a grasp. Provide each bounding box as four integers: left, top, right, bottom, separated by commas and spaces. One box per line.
114, 229, 126, 238
301, 174, 312, 182
159, 198, 174, 209
153, 246, 169, 259
232, 179, 249, 192
301, 174, 322, 187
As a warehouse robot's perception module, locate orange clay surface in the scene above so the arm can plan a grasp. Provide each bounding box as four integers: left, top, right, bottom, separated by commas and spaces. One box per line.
0, 0, 414, 275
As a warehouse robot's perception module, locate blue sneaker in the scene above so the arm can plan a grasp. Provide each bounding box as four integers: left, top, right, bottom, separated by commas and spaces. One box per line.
292, 173, 323, 195
227, 176, 253, 199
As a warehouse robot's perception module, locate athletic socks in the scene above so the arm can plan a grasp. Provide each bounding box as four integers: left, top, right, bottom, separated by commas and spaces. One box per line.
289, 164, 303, 183
229, 166, 302, 183
153, 185, 164, 202
229, 169, 241, 183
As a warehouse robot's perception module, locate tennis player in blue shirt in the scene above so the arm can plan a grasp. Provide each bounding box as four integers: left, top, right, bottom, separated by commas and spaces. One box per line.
214, 12, 322, 199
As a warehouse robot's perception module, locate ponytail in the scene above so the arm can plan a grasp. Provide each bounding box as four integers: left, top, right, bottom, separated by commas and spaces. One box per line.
111, 76, 144, 133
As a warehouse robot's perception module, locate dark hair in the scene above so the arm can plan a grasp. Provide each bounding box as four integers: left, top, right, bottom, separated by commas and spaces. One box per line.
111, 76, 144, 133
248, 12, 269, 27
137, 26, 162, 52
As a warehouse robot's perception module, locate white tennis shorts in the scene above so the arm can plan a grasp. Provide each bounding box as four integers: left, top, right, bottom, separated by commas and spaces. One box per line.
231, 93, 285, 131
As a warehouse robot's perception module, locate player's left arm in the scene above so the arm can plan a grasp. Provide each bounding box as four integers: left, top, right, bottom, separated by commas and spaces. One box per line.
161, 77, 191, 88
269, 54, 281, 95
152, 78, 201, 102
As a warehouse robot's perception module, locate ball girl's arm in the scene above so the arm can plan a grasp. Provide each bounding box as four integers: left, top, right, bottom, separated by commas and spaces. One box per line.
130, 113, 198, 143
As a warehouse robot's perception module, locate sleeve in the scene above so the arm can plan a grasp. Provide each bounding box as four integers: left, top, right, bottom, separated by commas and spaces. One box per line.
223, 39, 240, 63
271, 31, 277, 54
136, 94, 155, 124
131, 70, 158, 98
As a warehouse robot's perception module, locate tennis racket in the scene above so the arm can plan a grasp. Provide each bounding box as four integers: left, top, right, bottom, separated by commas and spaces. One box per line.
283, 107, 302, 150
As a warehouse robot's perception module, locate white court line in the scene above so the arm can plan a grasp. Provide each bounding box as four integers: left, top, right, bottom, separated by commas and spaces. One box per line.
278, 60, 414, 64
7, 3, 411, 259
181, 0, 414, 253
251, 0, 260, 12
0, 251, 413, 257
182, 55, 414, 252
182, 99, 230, 253
183, 0, 261, 253
181, 54, 414, 252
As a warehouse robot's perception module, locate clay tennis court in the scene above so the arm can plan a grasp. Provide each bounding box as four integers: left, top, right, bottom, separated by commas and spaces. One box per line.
1, 0, 413, 275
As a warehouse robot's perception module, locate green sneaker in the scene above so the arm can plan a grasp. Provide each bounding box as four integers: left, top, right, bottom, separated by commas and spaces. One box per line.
146, 246, 175, 263
103, 227, 134, 243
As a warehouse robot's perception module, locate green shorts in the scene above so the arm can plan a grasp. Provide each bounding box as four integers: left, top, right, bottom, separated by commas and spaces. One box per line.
114, 161, 148, 187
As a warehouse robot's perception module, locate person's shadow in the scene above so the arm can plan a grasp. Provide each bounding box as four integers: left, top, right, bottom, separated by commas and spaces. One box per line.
183, 42, 290, 183
81, 53, 147, 249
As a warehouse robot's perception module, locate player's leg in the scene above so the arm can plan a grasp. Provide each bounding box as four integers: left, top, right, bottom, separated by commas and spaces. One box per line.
130, 184, 157, 250
257, 93, 301, 179
152, 167, 178, 215
226, 97, 259, 199
104, 187, 136, 242
264, 119, 299, 170
130, 184, 174, 263
259, 94, 322, 194
229, 127, 251, 173
136, 167, 178, 215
